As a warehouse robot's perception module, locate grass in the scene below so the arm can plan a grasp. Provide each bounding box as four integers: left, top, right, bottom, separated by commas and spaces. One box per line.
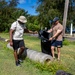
23, 34, 41, 51
0, 33, 75, 75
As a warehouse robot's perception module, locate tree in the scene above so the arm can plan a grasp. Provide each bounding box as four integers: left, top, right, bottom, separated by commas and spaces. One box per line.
36, 0, 75, 30
0, 0, 29, 32
8, 0, 19, 7
36, 0, 65, 29
63, 0, 69, 37
27, 16, 40, 31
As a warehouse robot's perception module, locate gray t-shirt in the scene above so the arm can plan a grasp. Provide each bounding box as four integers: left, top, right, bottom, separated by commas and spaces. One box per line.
10, 21, 26, 40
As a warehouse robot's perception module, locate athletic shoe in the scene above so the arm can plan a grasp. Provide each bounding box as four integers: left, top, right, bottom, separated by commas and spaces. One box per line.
16, 61, 21, 67
18, 59, 23, 63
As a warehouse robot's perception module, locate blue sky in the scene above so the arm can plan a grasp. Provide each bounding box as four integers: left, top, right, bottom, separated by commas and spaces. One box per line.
17, 0, 38, 15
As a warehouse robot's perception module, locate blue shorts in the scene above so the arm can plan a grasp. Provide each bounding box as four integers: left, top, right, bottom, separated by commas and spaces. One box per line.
51, 40, 62, 47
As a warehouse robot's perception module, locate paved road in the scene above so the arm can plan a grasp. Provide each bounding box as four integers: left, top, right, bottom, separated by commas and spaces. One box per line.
25, 33, 75, 41
65, 37, 75, 41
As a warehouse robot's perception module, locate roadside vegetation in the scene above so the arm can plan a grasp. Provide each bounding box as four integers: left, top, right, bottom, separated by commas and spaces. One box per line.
0, 0, 75, 33
0, 0, 75, 75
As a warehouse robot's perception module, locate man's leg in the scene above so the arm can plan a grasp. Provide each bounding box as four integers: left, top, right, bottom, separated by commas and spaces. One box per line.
17, 47, 25, 63
14, 50, 18, 61
14, 50, 21, 66
57, 47, 61, 60
51, 46, 55, 58
13, 40, 21, 66
17, 40, 25, 62
56, 41, 62, 60
51, 40, 56, 58
19, 40, 25, 55
19, 47, 25, 55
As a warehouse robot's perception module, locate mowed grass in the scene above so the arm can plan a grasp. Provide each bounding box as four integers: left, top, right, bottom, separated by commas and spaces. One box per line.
0, 33, 75, 75
23, 34, 41, 51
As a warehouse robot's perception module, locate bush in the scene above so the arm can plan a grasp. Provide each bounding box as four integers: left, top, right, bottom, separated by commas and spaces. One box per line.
28, 23, 40, 32
35, 61, 68, 74
63, 39, 70, 46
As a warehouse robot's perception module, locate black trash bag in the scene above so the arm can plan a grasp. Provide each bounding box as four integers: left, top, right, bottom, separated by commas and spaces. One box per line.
39, 30, 52, 55
39, 30, 51, 41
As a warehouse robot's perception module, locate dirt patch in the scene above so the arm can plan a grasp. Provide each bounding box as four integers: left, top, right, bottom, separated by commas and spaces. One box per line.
0, 37, 5, 41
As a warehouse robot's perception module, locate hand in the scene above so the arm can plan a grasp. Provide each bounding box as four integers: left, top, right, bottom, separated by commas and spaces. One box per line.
49, 37, 53, 41
10, 41, 13, 46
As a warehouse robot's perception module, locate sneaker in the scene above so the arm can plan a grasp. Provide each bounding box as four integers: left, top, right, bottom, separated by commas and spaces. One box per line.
18, 59, 23, 63
16, 61, 21, 67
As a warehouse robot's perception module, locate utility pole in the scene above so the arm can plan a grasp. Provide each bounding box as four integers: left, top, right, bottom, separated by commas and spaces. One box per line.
63, 0, 69, 37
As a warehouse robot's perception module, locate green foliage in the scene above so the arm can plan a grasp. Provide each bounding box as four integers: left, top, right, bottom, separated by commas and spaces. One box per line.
8, 0, 19, 7
23, 58, 68, 75
36, 0, 65, 28
28, 23, 40, 31
0, 33, 75, 75
63, 39, 70, 45
27, 16, 40, 31
69, 41, 75, 45
0, 0, 29, 32
36, 0, 75, 28
1, 0, 75, 33
35, 61, 68, 74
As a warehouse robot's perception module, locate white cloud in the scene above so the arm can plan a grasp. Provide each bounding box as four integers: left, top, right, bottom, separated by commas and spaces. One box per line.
19, 0, 26, 4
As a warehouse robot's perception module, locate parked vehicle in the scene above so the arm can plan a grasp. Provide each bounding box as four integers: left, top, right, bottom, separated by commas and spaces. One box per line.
72, 30, 75, 33
65, 28, 75, 33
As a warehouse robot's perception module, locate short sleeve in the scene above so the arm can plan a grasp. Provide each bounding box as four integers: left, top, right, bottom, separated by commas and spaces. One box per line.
10, 21, 17, 30
58, 24, 63, 31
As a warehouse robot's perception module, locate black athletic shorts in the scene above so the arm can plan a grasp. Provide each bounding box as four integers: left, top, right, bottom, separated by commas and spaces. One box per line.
12, 40, 25, 50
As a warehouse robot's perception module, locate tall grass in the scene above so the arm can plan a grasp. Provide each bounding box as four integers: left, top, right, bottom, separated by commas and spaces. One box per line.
0, 33, 75, 75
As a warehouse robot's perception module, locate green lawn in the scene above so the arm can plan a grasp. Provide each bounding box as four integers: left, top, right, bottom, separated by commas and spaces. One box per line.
0, 33, 75, 75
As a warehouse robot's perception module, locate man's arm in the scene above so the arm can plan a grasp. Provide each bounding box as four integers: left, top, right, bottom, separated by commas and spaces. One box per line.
47, 28, 52, 33
49, 29, 62, 40
9, 29, 14, 46
24, 28, 33, 33
53, 30, 62, 38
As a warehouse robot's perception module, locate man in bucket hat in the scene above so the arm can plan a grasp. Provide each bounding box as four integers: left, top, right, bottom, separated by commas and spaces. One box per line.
17, 16, 27, 23
9, 16, 27, 66
47, 17, 63, 61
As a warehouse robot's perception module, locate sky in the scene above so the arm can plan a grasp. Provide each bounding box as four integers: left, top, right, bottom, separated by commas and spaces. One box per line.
17, 0, 38, 15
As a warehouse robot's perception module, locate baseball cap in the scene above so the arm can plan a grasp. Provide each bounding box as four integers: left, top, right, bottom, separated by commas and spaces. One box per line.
53, 17, 59, 22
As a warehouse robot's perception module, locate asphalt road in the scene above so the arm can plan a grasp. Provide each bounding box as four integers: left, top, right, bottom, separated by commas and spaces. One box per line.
65, 37, 75, 41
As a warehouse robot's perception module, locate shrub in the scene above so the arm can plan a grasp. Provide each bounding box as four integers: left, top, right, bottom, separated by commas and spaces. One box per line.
63, 39, 70, 46
35, 61, 68, 74
27, 23, 40, 32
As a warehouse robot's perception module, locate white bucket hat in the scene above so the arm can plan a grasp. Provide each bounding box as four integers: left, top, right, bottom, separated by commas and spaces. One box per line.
17, 16, 27, 23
